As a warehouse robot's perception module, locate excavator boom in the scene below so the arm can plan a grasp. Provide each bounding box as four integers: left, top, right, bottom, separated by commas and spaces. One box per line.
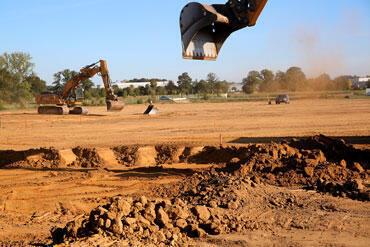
97, 60, 125, 112
180, 0, 268, 60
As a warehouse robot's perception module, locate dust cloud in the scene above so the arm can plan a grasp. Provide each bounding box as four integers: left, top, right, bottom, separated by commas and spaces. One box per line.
292, 6, 365, 78
292, 25, 346, 78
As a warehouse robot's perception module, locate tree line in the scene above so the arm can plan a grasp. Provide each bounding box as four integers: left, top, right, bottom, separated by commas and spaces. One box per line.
0, 52, 46, 107
242, 67, 353, 94
1, 52, 367, 108
113, 72, 230, 97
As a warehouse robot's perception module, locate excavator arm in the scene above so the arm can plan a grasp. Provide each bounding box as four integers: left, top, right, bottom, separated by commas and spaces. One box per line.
180, 0, 268, 60
97, 60, 125, 111
61, 62, 100, 100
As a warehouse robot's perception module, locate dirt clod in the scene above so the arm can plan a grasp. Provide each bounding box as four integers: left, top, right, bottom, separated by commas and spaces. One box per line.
71, 147, 104, 168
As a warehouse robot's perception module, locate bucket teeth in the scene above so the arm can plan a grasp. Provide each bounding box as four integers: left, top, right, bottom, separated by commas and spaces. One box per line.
180, 3, 231, 61
180, 1, 268, 60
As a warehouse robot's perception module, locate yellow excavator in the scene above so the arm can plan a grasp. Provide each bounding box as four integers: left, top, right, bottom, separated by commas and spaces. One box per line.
180, 0, 268, 60
36, 60, 124, 115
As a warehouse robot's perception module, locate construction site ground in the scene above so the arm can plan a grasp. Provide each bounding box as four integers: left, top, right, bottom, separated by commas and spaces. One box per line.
0, 98, 369, 246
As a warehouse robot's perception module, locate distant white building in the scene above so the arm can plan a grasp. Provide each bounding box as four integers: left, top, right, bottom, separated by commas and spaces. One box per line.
350, 77, 370, 89
228, 83, 243, 92
112, 80, 170, 89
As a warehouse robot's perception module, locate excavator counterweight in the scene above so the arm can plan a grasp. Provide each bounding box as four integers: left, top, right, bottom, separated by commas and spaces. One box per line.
180, 0, 268, 60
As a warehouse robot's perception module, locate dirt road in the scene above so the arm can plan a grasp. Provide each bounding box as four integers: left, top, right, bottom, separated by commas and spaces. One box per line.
0, 98, 369, 150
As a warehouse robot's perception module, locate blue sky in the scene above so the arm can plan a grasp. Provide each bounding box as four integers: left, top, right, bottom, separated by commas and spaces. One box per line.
1, 0, 369, 85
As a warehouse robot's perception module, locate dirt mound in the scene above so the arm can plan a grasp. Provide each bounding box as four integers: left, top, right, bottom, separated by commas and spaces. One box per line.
155, 145, 182, 164
52, 165, 368, 246
289, 135, 370, 169
221, 135, 369, 200
70, 147, 104, 168
0, 148, 64, 169
51, 174, 268, 246
187, 146, 250, 164
112, 146, 140, 167
50, 135, 370, 245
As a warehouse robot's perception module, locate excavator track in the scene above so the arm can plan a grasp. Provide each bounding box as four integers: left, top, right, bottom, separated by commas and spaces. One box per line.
38, 106, 69, 115
69, 106, 88, 115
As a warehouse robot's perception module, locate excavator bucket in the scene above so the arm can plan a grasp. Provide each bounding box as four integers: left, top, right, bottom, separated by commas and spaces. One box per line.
180, 3, 230, 60
143, 105, 159, 115
106, 100, 125, 112
180, 0, 268, 60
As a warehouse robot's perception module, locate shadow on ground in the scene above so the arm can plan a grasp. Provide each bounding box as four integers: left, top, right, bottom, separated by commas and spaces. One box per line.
111, 167, 197, 178
0, 113, 107, 117
229, 136, 370, 145
0, 166, 198, 179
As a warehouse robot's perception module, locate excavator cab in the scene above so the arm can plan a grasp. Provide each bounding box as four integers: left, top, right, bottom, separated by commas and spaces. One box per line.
74, 87, 84, 102
180, 0, 268, 60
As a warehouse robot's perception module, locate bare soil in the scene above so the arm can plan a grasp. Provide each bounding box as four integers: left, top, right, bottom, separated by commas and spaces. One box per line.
0, 98, 369, 246
0, 99, 369, 150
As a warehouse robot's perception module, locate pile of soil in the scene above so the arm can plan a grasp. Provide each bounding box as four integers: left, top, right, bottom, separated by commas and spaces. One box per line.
220, 135, 369, 200
112, 146, 139, 167
50, 135, 370, 246
0, 148, 63, 169
70, 147, 104, 168
187, 146, 250, 164
52, 173, 272, 246
155, 145, 182, 165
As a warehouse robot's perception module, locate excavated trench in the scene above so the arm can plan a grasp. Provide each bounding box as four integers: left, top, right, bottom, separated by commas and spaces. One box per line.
0, 135, 369, 246
0, 135, 368, 199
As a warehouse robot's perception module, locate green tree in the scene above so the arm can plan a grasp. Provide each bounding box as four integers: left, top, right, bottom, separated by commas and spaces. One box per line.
259, 69, 275, 92
0, 52, 37, 103
242, 70, 261, 94
284, 67, 306, 91
214, 80, 229, 94
25, 74, 47, 95
0, 52, 34, 81
0, 67, 33, 103
275, 70, 285, 89
150, 79, 157, 89
0, 68, 19, 102
156, 86, 167, 96
52, 69, 76, 93
52, 69, 94, 94
81, 78, 94, 92
206, 73, 218, 94
165, 80, 178, 95
194, 79, 210, 95
177, 72, 192, 95
333, 76, 351, 90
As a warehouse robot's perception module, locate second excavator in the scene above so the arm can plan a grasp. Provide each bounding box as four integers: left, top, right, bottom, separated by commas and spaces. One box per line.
36, 60, 124, 115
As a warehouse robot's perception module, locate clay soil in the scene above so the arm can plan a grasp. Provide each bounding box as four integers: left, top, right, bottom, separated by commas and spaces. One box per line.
0, 98, 369, 246
0, 99, 369, 150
